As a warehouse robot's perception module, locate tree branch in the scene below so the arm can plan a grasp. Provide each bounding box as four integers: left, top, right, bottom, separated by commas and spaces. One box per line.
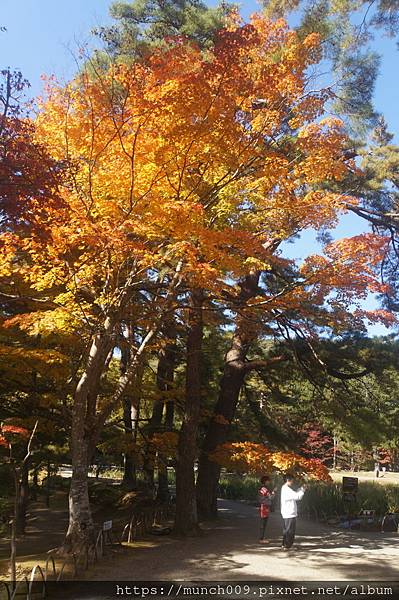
243, 355, 288, 372
22, 420, 38, 467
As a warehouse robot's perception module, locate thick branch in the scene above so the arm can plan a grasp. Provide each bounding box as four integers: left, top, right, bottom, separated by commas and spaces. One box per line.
326, 367, 370, 380
346, 204, 399, 232
0, 291, 58, 310
242, 355, 288, 372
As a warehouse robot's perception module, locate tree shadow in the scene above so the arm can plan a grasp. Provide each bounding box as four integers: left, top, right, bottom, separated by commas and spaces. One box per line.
82, 499, 399, 581
2, 497, 398, 583
0, 495, 69, 561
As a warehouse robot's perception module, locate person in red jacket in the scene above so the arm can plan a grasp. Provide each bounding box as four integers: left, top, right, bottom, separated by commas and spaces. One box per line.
258, 475, 275, 543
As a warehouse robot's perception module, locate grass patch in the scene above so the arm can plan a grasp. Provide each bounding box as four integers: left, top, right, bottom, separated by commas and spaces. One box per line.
300, 481, 399, 518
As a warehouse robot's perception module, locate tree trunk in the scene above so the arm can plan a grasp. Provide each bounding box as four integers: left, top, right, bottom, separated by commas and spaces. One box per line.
174, 289, 204, 535
333, 440, 336, 470
122, 399, 137, 490
10, 469, 17, 589
121, 344, 143, 491
31, 466, 40, 501
196, 274, 260, 519
10, 516, 16, 588
196, 333, 247, 519
65, 440, 94, 551
157, 366, 177, 502
143, 324, 177, 495
142, 394, 164, 492
64, 325, 115, 552
63, 261, 184, 551
157, 400, 174, 502
16, 460, 30, 535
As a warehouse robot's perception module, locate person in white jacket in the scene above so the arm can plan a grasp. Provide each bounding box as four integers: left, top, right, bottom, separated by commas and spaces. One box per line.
280, 474, 306, 550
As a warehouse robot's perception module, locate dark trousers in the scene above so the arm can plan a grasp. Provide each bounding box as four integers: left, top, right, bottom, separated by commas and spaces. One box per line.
260, 517, 269, 539
282, 517, 296, 548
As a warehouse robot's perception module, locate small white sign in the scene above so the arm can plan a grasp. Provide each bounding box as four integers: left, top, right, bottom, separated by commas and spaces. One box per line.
103, 520, 112, 531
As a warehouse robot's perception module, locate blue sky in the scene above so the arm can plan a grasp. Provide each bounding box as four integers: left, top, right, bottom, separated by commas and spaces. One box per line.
1, 0, 397, 336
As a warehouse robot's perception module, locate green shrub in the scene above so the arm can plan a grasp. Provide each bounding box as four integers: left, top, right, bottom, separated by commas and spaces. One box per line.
41, 474, 69, 490
219, 475, 399, 519
219, 473, 282, 502
88, 481, 122, 506
356, 483, 389, 515
298, 481, 398, 518
219, 475, 258, 501
384, 486, 399, 513
95, 467, 124, 480
299, 482, 345, 519
120, 490, 155, 511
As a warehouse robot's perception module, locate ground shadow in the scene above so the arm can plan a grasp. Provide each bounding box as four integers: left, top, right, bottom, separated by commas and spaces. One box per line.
80, 499, 399, 581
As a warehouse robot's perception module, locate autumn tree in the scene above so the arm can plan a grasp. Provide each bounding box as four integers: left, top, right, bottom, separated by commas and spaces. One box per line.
0, 65, 77, 537
193, 4, 397, 520
2, 11, 393, 543
91, 0, 398, 520
0, 68, 62, 229
257, 2, 399, 315
300, 425, 334, 464
194, 1, 399, 516
210, 441, 332, 481
196, 205, 394, 515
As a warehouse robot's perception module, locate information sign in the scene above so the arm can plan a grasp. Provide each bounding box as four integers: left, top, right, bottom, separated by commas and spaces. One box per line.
102, 520, 112, 532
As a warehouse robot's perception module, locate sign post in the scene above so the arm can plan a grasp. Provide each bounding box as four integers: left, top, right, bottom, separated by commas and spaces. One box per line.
342, 476, 358, 525
102, 520, 114, 549
102, 520, 112, 532
342, 476, 358, 497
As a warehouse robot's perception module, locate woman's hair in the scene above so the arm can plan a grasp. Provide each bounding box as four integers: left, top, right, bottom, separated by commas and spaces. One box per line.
260, 475, 270, 484
284, 473, 295, 482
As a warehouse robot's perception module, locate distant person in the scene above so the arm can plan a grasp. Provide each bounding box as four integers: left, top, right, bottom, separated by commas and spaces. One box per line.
374, 463, 380, 478
280, 473, 306, 551
258, 475, 275, 543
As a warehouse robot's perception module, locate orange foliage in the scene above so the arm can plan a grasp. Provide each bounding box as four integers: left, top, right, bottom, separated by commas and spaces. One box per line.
0, 423, 30, 448
1, 14, 379, 338
210, 441, 331, 481
1, 425, 29, 437
151, 432, 179, 456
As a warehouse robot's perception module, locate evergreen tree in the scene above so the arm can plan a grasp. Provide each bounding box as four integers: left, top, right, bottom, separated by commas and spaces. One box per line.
92, 0, 236, 64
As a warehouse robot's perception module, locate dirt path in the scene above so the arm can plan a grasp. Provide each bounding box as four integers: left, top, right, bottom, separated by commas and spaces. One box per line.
83, 499, 399, 582
2, 496, 398, 598
0, 489, 124, 577
0, 494, 70, 579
